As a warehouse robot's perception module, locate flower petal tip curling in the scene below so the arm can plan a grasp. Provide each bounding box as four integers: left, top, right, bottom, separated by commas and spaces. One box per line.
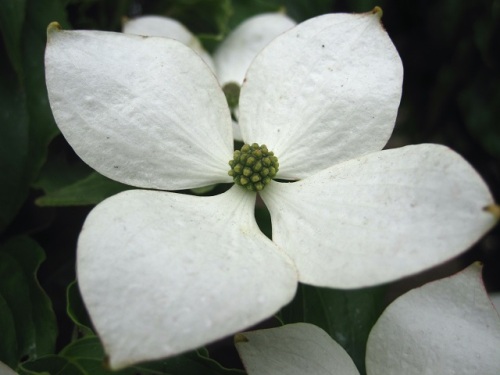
472, 260, 484, 269
47, 21, 62, 35
371, 6, 383, 19
484, 204, 500, 221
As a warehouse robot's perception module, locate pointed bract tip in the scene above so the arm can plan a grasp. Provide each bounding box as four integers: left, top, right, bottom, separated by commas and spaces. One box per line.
234, 333, 249, 344
484, 204, 500, 220
372, 6, 383, 19
468, 261, 484, 282
47, 22, 62, 34
472, 260, 484, 268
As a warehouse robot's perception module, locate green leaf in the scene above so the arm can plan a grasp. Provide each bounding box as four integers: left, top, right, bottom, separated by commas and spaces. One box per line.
228, 0, 336, 28
280, 0, 336, 21
0, 0, 71, 231
167, 0, 232, 50
0, 237, 57, 368
18, 355, 85, 375
66, 281, 94, 336
22, 0, 71, 182
33, 149, 94, 194
0, 45, 30, 232
36, 172, 133, 207
280, 284, 386, 375
0, 0, 26, 78
59, 336, 135, 375
0, 252, 34, 367
0, 293, 18, 368
224, 0, 279, 31
34, 335, 245, 375
18, 337, 132, 375
135, 350, 245, 375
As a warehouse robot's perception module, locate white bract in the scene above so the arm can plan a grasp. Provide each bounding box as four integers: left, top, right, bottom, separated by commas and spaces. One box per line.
45, 8, 496, 369
0, 362, 17, 375
122, 15, 216, 71
235, 263, 500, 375
123, 13, 296, 140
123, 12, 296, 86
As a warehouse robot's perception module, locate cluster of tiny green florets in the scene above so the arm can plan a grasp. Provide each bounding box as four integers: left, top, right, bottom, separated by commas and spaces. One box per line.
228, 143, 279, 191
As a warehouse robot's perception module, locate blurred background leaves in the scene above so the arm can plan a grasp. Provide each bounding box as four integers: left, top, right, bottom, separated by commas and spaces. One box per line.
0, 0, 499, 374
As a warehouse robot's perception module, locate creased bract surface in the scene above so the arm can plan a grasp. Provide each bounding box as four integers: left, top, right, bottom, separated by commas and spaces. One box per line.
366, 263, 500, 375
262, 144, 495, 288
45, 29, 232, 190
236, 323, 360, 375
77, 186, 298, 369
239, 11, 403, 179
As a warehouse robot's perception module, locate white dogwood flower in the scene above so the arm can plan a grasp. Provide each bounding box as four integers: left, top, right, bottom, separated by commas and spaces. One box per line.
45, 8, 496, 369
235, 263, 500, 375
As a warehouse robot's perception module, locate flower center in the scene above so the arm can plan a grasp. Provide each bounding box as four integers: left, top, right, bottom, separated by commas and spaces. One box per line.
228, 143, 279, 192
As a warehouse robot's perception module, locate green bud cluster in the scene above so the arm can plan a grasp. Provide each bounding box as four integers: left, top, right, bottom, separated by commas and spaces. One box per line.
228, 143, 279, 192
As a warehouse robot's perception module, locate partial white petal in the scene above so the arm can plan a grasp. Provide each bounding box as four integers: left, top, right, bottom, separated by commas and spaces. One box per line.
45, 25, 232, 190
239, 10, 403, 179
366, 263, 500, 375
213, 13, 296, 86
123, 16, 195, 44
235, 323, 360, 375
0, 362, 17, 375
123, 16, 215, 71
261, 144, 496, 288
77, 186, 298, 369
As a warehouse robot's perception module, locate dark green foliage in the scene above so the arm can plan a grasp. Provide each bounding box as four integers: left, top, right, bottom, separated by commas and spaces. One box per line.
0, 237, 57, 368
